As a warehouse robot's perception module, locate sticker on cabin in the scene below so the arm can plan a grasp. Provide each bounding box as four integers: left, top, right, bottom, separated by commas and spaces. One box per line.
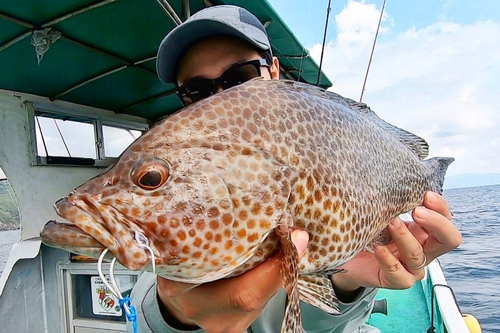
91, 276, 122, 316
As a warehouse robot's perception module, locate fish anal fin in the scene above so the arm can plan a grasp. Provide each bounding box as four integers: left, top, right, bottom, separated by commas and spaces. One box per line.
298, 274, 340, 314
275, 223, 302, 333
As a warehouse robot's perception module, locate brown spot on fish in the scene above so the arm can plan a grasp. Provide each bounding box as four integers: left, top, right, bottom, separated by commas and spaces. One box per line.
314, 190, 322, 202
238, 210, 248, 221
259, 220, 270, 229
194, 238, 202, 247
209, 220, 219, 230
207, 207, 220, 218
237, 229, 246, 238
232, 198, 240, 208
191, 204, 204, 215
195, 220, 205, 230
177, 231, 186, 241
170, 218, 179, 229
247, 232, 259, 243
333, 201, 340, 213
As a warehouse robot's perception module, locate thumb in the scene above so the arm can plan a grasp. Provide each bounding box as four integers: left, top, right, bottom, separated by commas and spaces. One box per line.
291, 230, 309, 260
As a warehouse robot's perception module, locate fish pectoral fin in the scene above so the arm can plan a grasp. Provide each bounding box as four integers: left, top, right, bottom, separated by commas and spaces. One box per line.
275, 223, 302, 333
297, 273, 340, 314
365, 227, 393, 252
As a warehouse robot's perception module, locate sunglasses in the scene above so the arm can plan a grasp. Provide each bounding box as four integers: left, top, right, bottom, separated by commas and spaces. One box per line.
175, 58, 270, 106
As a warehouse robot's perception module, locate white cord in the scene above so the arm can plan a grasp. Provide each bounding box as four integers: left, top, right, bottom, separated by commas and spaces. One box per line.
135, 231, 156, 274
97, 249, 120, 299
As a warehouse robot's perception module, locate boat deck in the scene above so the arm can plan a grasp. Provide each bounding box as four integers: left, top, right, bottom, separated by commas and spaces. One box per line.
368, 284, 433, 333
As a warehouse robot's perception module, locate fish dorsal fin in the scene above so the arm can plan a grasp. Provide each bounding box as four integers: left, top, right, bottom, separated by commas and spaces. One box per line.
350, 103, 430, 160
283, 80, 430, 160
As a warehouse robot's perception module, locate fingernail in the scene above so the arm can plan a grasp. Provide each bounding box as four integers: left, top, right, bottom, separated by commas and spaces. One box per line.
391, 218, 401, 227
291, 231, 309, 256
426, 192, 437, 203
414, 206, 429, 219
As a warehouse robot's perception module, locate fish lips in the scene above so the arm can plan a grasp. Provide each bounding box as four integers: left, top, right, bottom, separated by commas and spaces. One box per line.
44, 197, 150, 271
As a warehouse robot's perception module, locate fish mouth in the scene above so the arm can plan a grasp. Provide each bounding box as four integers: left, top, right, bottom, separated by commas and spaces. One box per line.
41, 197, 150, 271
40, 220, 108, 257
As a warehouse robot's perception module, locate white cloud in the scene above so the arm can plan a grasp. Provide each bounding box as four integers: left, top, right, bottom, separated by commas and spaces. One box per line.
309, 1, 500, 177
335, 0, 392, 45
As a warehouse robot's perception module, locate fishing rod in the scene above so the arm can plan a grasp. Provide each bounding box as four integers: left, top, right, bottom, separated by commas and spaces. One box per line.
360, 0, 387, 102
316, 0, 332, 86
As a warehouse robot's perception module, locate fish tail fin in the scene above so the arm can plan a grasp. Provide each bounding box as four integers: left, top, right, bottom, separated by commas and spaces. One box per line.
275, 224, 302, 333
426, 157, 455, 194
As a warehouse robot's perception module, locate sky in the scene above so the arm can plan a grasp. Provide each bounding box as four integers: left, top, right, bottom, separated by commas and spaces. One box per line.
268, 0, 500, 179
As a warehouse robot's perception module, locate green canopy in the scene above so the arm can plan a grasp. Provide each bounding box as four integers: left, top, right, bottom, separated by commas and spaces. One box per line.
0, 0, 332, 121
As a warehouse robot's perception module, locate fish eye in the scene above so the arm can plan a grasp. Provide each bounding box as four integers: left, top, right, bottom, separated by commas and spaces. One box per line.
132, 160, 170, 190
139, 170, 163, 188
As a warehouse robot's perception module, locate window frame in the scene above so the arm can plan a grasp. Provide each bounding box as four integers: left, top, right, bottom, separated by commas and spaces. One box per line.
29, 102, 149, 167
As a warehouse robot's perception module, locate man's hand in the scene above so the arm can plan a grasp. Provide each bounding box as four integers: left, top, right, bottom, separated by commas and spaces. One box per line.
331, 192, 462, 300
157, 230, 309, 333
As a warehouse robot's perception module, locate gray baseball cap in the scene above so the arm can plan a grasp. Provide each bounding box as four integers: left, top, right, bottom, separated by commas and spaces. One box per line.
156, 5, 272, 84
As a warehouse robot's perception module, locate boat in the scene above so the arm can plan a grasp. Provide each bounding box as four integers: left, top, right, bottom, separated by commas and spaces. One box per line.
0, 1, 480, 332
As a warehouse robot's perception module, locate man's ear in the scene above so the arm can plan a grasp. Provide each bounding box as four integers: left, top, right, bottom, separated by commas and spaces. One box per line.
270, 56, 280, 79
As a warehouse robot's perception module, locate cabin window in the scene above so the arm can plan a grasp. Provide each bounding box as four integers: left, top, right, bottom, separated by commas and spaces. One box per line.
102, 125, 142, 158
31, 105, 148, 167
35, 116, 96, 159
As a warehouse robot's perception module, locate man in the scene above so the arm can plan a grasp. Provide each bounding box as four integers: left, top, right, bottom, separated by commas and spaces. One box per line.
128, 5, 461, 333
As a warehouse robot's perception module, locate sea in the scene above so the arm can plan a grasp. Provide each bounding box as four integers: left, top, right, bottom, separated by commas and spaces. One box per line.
0, 185, 499, 332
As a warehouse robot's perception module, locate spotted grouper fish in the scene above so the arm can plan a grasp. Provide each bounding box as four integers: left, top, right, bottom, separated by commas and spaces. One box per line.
41, 78, 453, 333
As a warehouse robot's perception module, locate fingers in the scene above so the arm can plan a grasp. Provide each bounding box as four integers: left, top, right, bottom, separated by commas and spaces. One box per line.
406, 220, 429, 245
412, 195, 462, 257
422, 192, 452, 220
387, 218, 426, 273
373, 245, 419, 289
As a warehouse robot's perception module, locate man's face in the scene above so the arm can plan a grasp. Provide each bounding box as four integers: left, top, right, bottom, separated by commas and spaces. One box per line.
176, 35, 279, 90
